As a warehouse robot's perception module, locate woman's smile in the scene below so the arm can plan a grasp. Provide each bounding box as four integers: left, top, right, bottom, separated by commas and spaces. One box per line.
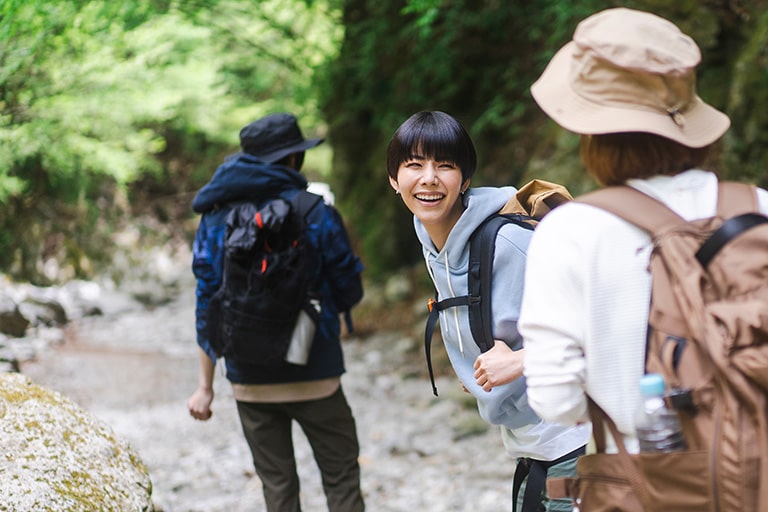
414, 192, 446, 202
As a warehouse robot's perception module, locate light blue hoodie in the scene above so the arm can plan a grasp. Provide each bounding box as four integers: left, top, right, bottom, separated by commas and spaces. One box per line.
415, 186, 590, 460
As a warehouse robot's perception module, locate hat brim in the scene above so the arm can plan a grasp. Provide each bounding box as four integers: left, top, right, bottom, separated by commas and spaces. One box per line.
256, 138, 324, 164
530, 42, 730, 148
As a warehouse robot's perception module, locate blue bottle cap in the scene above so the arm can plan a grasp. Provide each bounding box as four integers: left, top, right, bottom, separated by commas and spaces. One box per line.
640, 373, 666, 397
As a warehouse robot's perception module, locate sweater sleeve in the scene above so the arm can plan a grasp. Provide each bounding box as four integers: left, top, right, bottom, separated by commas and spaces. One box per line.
519, 208, 590, 425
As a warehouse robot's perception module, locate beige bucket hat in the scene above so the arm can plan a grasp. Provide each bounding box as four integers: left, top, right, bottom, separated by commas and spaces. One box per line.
530, 8, 730, 148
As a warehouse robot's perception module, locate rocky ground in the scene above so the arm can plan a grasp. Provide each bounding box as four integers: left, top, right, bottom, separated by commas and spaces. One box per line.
21, 279, 515, 512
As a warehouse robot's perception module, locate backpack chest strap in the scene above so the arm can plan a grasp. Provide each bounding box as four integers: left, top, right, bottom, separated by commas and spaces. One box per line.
424, 295, 479, 396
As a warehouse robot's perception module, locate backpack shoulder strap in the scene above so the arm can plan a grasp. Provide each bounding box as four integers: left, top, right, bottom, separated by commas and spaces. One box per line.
289, 189, 324, 219
286, 189, 324, 298
577, 185, 687, 235
467, 213, 534, 352
467, 215, 506, 353
695, 182, 767, 267
715, 181, 758, 217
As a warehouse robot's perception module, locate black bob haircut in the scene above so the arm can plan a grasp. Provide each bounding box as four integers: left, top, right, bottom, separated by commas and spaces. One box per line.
386, 111, 477, 182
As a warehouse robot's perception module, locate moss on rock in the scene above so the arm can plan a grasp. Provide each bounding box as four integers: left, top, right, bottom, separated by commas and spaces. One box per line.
0, 372, 154, 511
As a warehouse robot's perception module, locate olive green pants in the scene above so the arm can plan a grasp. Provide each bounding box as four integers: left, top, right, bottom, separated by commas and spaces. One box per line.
236, 386, 364, 512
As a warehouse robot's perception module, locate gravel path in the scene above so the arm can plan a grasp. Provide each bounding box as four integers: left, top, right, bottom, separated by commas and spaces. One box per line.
21, 285, 515, 512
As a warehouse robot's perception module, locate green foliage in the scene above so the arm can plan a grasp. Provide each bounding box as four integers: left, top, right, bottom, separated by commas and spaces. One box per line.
320, 0, 609, 277
721, 5, 768, 186
320, 0, 768, 279
1, 0, 209, 281
1, 0, 766, 285
0, 0, 342, 283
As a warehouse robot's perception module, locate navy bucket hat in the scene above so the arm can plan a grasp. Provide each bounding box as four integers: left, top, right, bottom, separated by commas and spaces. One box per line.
239, 113, 324, 163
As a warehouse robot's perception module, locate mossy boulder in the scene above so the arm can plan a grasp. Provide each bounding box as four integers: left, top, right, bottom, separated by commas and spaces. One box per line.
0, 372, 154, 511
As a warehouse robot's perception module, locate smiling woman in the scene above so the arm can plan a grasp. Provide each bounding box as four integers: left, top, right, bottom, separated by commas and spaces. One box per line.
384, 110, 590, 512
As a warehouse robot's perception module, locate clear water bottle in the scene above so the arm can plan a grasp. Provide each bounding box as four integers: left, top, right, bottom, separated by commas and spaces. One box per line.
635, 373, 686, 453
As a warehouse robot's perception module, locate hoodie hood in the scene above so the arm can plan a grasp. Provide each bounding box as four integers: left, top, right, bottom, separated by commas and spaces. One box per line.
192, 153, 308, 213
414, 186, 517, 265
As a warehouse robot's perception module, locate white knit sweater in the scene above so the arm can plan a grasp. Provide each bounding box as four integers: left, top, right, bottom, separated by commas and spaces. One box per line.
519, 170, 768, 453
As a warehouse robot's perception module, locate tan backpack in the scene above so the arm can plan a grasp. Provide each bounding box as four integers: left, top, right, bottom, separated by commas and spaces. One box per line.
551, 182, 768, 512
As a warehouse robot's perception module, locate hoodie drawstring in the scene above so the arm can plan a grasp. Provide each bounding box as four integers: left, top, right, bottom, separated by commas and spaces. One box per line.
443, 251, 465, 355
425, 250, 466, 356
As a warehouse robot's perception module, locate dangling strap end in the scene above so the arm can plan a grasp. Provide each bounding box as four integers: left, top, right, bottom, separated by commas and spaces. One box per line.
425, 306, 441, 396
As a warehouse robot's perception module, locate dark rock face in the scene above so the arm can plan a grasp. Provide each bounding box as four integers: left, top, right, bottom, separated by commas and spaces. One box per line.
0, 293, 30, 337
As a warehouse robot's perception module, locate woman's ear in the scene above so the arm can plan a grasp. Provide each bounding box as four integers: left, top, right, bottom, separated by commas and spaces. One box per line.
389, 176, 400, 194
461, 179, 471, 193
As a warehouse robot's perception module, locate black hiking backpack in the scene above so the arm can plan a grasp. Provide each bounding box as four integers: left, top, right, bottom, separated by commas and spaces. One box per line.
207, 190, 323, 366
423, 180, 572, 395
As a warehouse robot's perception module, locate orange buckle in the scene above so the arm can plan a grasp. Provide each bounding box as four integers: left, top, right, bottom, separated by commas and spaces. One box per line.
427, 298, 436, 312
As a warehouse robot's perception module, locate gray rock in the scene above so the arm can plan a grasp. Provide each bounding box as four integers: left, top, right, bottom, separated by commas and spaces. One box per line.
18, 298, 67, 327
0, 292, 30, 337
0, 372, 155, 511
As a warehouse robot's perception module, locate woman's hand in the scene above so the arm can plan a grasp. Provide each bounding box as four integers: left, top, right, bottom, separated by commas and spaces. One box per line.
473, 340, 524, 392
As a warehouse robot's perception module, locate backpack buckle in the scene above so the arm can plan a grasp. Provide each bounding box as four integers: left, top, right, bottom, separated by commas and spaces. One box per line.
667, 387, 696, 412
427, 298, 436, 312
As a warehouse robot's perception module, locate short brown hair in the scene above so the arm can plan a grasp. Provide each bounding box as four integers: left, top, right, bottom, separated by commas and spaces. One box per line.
579, 132, 712, 186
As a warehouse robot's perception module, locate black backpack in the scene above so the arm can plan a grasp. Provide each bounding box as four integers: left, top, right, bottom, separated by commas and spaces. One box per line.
207, 190, 323, 366
423, 180, 572, 396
